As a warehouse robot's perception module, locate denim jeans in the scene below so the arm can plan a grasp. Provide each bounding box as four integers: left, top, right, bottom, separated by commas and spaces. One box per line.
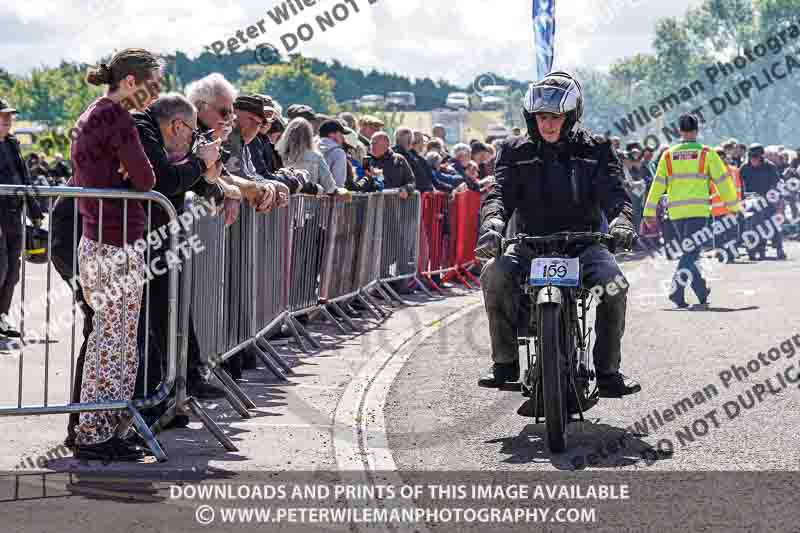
669, 217, 709, 301
480, 242, 627, 377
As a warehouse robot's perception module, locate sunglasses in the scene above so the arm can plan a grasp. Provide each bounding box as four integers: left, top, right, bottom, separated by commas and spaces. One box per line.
203, 101, 234, 121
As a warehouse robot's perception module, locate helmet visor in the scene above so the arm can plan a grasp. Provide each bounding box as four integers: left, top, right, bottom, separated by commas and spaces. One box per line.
525, 85, 579, 115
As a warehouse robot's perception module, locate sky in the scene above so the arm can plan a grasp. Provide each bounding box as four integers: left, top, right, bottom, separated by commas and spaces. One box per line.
1, 0, 705, 85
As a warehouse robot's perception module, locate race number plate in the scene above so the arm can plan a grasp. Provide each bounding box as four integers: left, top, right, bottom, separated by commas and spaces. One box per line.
529, 257, 580, 287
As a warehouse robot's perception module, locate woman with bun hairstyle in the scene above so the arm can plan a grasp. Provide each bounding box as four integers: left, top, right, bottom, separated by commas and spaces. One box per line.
70, 48, 159, 461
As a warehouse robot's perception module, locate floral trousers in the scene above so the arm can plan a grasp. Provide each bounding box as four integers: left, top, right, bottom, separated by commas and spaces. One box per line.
75, 237, 145, 446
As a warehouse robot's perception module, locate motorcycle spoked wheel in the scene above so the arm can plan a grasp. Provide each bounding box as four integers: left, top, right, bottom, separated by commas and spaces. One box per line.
538, 302, 568, 453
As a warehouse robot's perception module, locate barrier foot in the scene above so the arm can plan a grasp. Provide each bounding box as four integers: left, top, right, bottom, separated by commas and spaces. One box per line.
186, 396, 238, 452
374, 282, 402, 307
461, 265, 481, 288
128, 405, 168, 462
356, 292, 383, 320
329, 302, 361, 332
380, 281, 408, 305
283, 314, 309, 352
149, 399, 177, 436
421, 274, 446, 296
413, 275, 435, 297
213, 366, 255, 414
253, 337, 293, 379
319, 304, 348, 333
362, 289, 389, 318
454, 269, 474, 289
289, 314, 321, 351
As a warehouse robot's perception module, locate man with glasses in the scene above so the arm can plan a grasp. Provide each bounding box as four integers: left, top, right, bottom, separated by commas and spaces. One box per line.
185, 74, 280, 221
132, 93, 231, 406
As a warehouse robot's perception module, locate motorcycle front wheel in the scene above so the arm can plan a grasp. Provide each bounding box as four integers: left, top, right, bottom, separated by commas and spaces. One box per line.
538, 302, 568, 453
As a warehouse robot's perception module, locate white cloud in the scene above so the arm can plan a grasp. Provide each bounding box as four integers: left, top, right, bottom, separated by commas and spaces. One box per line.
1, 0, 705, 85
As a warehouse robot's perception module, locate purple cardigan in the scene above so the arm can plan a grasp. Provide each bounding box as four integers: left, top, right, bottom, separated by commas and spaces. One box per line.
71, 97, 156, 247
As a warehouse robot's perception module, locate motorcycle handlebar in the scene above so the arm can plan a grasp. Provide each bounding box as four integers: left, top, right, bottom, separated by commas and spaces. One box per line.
502, 231, 615, 248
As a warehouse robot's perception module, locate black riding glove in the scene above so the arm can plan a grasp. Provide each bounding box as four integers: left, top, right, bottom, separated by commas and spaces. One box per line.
609, 215, 636, 251
475, 218, 504, 262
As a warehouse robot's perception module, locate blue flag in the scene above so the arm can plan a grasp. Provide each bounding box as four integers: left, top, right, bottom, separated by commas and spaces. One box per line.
532, 0, 556, 80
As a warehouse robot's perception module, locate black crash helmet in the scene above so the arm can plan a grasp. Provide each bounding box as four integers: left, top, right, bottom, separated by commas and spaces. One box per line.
523, 71, 584, 142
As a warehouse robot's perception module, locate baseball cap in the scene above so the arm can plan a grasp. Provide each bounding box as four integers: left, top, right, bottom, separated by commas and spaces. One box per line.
319, 119, 346, 137
0, 99, 17, 114
287, 104, 317, 122
678, 113, 699, 132
234, 95, 269, 121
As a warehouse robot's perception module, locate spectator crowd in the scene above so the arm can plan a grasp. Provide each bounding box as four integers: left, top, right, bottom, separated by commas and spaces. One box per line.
0, 47, 507, 463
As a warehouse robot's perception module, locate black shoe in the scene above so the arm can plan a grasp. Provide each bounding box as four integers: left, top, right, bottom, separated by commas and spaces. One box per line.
668, 292, 689, 309
698, 287, 711, 306
777, 249, 787, 260
597, 372, 641, 398
75, 437, 147, 462
0, 316, 21, 338
478, 363, 520, 388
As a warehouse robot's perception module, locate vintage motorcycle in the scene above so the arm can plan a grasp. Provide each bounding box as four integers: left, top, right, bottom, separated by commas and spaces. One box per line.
500, 231, 618, 453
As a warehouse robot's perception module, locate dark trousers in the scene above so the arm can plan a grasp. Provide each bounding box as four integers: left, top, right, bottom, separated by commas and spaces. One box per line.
133, 244, 206, 410
480, 243, 627, 377
749, 204, 784, 255
51, 231, 93, 443
0, 214, 24, 316
669, 217, 709, 301
713, 215, 739, 257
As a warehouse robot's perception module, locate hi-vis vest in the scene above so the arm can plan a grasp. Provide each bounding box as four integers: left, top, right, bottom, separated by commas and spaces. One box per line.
643, 142, 740, 221
710, 165, 743, 217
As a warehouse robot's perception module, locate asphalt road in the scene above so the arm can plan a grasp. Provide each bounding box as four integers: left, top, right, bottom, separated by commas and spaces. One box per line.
387, 242, 800, 472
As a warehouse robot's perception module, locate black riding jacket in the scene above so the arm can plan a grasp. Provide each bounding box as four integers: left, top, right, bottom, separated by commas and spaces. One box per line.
480, 127, 633, 237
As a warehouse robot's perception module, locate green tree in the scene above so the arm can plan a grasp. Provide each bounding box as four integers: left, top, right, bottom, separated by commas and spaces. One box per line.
241, 57, 336, 114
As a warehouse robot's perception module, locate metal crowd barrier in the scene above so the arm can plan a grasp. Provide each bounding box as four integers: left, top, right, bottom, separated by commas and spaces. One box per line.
417, 190, 481, 289
0, 185, 185, 462
3, 182, 482, 462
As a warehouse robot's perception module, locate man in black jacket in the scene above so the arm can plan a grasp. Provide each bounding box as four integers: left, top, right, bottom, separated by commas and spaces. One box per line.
133, 94, 228, 403
0, 99, 44, 338
740, 143, 786, 260
366, 132, 415, 196
475, 72, 639, 397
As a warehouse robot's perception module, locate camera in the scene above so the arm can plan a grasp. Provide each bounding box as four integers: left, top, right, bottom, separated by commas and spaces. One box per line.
195, 130, 231, 164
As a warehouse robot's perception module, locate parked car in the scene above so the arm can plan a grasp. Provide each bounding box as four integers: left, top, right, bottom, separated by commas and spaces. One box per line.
358, 94, 385, 110
385, 91, 416, 111
480, 85, 511, 111
445, 92, 470, 110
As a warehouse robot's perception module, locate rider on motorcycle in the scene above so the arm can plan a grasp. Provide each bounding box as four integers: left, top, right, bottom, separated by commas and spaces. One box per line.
475, 71, 641, 398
